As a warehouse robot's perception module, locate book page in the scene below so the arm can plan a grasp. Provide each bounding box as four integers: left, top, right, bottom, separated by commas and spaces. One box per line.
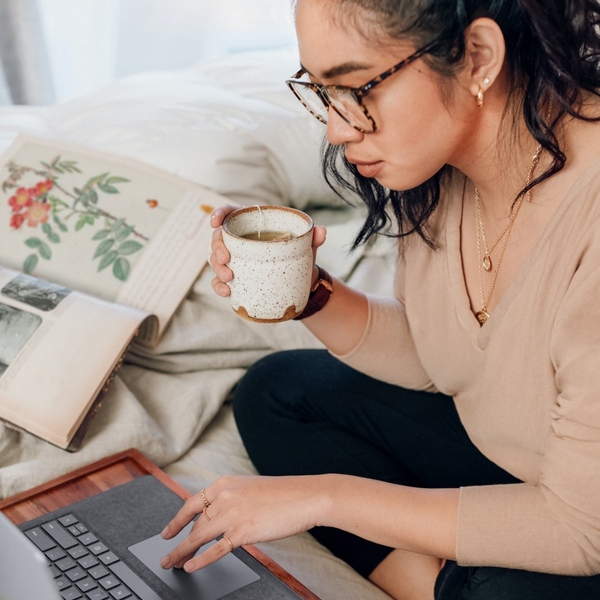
0, 267, 148, 449
0, 135, 229, 342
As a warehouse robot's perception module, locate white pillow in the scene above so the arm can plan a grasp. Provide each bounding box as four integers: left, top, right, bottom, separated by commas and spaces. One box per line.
37, 48, 341, 209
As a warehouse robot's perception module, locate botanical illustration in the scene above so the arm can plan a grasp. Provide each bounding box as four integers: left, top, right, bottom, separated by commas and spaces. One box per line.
3, 154, 148, 282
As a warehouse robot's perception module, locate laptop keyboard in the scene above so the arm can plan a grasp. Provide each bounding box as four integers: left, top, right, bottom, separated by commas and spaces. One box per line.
24, 513, 161, 600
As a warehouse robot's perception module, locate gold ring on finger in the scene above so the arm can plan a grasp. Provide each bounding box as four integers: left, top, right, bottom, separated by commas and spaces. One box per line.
202, 507, 211, 521
222, 535, 234, 553
200, 489, 211, 508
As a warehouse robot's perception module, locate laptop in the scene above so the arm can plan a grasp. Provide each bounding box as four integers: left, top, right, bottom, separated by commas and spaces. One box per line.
0, 475, 303, 600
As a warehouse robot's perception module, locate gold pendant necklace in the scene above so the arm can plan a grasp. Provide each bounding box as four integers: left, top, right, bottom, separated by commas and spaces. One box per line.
474, 141, 545, 326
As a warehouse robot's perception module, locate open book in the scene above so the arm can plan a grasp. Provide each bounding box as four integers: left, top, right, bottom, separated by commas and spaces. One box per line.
0, 135, 229, 450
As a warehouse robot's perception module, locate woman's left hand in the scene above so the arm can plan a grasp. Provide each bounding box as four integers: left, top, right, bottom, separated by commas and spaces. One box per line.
159, 474, 325, 573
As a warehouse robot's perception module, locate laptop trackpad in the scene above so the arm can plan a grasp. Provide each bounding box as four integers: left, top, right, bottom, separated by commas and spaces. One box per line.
128, 524, 260, 600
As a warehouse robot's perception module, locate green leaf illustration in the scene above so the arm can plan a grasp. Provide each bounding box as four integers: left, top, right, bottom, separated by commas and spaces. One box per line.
75, 218, 86, 231
106, 176, 129, 184
94, 239, 114, 258
92, 229, 110, 240
117, 240, 143, 256
42, 223, 52, 235
23, 254, 38, 273
111, 218, 125, 232
98, 250, 118, 271
53, 215, 68, 232
25, 237, 42, 248
113, 257, 130, 281
115, 225, 134, 242
38, 242, 52, 260
48, 231, 60, 244
98, 183, 119, 194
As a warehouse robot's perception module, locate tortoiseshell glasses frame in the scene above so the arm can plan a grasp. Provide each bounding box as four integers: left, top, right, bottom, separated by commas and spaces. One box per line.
286, 43, 434, 133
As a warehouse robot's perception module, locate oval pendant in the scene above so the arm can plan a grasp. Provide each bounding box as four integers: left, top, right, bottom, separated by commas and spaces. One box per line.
475, 310, 490, 326
482, 255, 492, 272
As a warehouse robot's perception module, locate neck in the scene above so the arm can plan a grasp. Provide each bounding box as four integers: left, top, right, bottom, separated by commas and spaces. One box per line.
450, 93, 543, 215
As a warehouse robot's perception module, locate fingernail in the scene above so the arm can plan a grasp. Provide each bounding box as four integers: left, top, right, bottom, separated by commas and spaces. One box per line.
160, 557, 170, 569
161, 526, 170, 538
184, 562, 194, 573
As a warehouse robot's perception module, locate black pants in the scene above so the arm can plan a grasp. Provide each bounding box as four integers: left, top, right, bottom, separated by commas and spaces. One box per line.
233, 349, 600, 599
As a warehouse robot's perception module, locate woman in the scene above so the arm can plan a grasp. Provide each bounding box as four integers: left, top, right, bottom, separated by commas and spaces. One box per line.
160, 1, 600, 598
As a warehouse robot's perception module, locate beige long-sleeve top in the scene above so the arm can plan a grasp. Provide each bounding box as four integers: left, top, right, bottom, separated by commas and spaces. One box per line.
335, 162, 600, 575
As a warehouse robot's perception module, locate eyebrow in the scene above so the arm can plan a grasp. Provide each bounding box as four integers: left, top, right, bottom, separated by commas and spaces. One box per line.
301, 61, 374, 80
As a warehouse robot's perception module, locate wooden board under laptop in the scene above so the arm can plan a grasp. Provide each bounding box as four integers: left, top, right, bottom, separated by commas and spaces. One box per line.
0, 448, 320, 600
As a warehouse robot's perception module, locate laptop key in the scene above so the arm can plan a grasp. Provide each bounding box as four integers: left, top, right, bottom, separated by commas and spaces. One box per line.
109, 561, 162, 600
90, 542, 109, 556
75, 523, 89, 534
56, 575, 72, 589
109, 585, 132, 599
98, 574, 121, 590
80, 533, 99, 545
86, 589, 109, 600
69, 544, 89, 559
47, 546, 67, 561
98, 551, 119, 565
76, 577, 98, 592
78, 554, 99, 569
25, 526, 56, 551
89, 564, 110, 579
69, 525, 83, 536
66, 566, 87, 582
59, 514, 79, 527
60, 587, 83, 600
57, 557, 78, 571
43, 520, 78, 549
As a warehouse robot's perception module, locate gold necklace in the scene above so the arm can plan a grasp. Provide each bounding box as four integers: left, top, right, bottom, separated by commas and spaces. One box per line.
474, 142, 544, 326
474, 191, 524, 325
475, 98, 553, 276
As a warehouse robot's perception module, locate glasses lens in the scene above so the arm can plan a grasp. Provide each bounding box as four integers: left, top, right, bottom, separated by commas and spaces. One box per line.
288, 82, 329, 123
326, 88, 374, 133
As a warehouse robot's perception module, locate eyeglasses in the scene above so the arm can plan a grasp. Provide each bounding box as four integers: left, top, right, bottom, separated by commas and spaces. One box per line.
286, 44, 433, 133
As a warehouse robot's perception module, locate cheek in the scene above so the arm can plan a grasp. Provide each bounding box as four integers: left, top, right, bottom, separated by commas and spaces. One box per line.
371, 86, 464, 189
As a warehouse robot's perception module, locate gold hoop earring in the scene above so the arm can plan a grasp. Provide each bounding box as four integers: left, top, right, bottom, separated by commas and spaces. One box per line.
476, 87, 484, 108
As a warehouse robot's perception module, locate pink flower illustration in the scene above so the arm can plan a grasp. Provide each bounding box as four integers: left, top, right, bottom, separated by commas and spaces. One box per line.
24, 201, 51, 227
33, 178, 54, 197
10, 213, 25, 230
8, 187, 34, 213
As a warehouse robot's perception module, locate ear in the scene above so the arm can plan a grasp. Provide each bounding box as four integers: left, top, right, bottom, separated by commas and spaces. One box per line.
462, 18, 506, 101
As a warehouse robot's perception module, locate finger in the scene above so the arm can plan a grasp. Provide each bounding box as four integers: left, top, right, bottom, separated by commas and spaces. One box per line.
212, 276, 232, 297
160, 526, 214, 569
210, 204, 239, 229
161, 495, 209, 540
312, 225, 327, 249
211, 228, 230, 265
182, 537, 236, 573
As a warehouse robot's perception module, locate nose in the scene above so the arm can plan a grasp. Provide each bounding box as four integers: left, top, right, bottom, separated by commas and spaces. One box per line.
326, 107, 364, 146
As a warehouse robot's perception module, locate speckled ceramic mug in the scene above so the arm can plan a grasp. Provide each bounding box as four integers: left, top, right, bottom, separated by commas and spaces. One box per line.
222, 205, 314, 322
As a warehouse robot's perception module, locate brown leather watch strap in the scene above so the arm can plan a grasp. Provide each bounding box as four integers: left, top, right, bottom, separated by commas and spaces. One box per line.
294, 265, 334, 320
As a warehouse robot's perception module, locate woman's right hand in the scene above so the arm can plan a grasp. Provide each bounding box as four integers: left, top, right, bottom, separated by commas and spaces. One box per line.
208, 204, 327, 298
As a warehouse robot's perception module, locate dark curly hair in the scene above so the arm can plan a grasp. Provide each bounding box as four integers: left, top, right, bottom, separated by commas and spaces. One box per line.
312, 0, 600, 248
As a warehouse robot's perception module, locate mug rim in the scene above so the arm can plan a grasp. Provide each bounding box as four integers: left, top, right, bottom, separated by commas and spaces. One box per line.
222, 205, 314, 242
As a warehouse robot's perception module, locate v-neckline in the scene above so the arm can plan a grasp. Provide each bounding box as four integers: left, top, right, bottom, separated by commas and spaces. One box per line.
444, 159, 600, 350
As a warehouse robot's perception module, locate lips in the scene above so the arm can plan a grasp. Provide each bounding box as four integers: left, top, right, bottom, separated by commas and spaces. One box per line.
348, 160, 385, 178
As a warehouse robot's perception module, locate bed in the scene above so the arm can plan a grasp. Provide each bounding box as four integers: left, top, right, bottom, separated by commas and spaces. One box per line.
0, 48, 395, 600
